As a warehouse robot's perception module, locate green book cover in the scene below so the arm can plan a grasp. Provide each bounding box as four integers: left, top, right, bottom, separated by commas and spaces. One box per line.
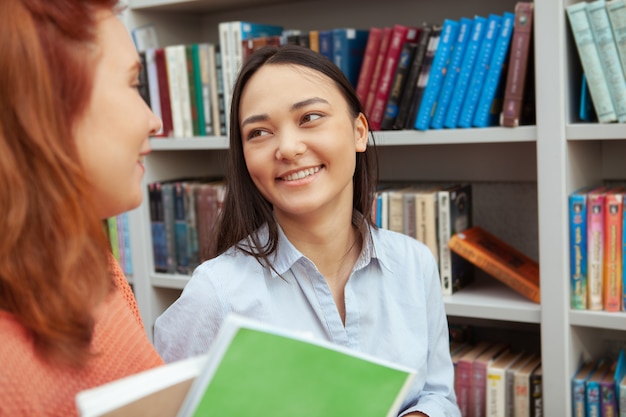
179, 314, 416, 417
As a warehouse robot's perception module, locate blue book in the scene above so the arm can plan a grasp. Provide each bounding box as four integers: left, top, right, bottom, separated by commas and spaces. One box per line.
332, 28, 369, 88
457, 14, 502, 128
413, 19, 459, 130
174, 182, 189, 275
430, 17, 473, 130
615, 349, 625, 402
586, 360, 610, 417
443, 15, 487, 129
318, 30, 334, 61
120, 212, 133, 276
569, 186, 590, 310
579, 73, 597, 122
472, 11, 515, 127
572, 361, 598, 417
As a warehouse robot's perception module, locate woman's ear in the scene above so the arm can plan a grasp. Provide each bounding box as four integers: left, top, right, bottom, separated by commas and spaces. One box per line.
354, 112, 369, 153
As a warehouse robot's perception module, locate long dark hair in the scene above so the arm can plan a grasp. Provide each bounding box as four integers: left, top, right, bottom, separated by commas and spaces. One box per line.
212, 44, 378, 268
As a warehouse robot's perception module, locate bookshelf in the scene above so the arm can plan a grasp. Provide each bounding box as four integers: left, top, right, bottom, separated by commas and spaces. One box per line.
121, 0, 626, 415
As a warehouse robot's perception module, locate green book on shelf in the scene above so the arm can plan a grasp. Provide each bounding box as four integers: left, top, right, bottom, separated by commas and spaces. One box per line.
76, 314, 416, 417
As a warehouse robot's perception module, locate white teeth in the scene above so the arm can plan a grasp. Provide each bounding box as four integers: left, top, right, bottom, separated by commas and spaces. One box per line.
283, 166, 320, 181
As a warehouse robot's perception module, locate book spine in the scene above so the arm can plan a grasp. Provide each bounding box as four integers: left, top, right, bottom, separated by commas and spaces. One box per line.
309, 29, 320, 52
145, 48, 163, 136
438, 190, 452, 295
569, 191, 588, 310
174, 182, 189, 274
404, 26, 442, 129
120, 212, 133, 276
500, 2, 535, 128
603, 191, 623, 311
369, 25, 411, 130
514, 372, 531, 417
318, 30, 334, 61
606, 0, 626, 79
586, 380, 602, 417
380, 42, 418, 130
486, 368, 506, 417
473, 11, 515, 128
197, 43, 214, 136
393, 25, 433, 130
161, 183, 177, 273
364, 27, 392, 117
179, 45, 193, 138
587, 191, 605, 310
586, 0, 626, 122
387, 189, 405, 233
530, 368, 543, 417
332, 28, 369, 88
414, 19, 459, 131
600, 379, 617, 417
430, 17, 473, 130
218, 22, 233, 132
107, 217, 119, 263
566, 3, 617, 123
455, 361, 472, 417
355, 27, 383, 105
403, 192, 417, 239
458, 14, 502, 128
444, 15, 487, 129
164, 46, 184, 138
154, 48, 173, 137
189, 44, 204, 137
448, 184, 474, 295
471, 362, 488, 417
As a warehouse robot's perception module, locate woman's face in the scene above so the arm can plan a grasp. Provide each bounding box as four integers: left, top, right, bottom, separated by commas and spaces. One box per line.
239, 64, 368, 223
73, 11, 161, 219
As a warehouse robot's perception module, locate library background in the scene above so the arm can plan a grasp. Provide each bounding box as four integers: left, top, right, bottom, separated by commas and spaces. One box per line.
106, 0, 626, 415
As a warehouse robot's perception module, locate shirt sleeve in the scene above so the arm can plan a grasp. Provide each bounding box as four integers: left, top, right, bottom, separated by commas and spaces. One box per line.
153, 262, 228, 363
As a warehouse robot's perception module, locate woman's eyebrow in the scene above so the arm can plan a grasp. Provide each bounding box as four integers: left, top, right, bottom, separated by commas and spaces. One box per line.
241, 97, 329, 127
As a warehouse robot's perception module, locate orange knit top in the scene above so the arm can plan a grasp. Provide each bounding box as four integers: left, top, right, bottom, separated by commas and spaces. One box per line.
0, 257, 164, 416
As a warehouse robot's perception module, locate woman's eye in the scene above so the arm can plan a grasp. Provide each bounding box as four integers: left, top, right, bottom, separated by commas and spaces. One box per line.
247, 129, 268, 140
302, 113, 322, 124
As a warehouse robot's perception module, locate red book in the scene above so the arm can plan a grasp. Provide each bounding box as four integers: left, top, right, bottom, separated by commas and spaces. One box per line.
469, 343, 509, 417
355, 27, 384, 106
364, 27, 393, 117
368, 24, 420, 131
154, 48, 173, 137
455, 342, 491, 417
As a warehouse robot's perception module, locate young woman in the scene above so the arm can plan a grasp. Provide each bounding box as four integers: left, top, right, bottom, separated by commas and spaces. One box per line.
0, 1, 164, 415
155, 45, 460, 416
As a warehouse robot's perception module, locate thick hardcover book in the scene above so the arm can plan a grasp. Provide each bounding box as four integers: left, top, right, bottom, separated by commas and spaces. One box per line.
569, 186, 591, 310
161, 182, 178, 273
444, 15, 487, 129
586, 0, 626, 122
165, 45, 193, 138
485, 350, 524, 417
174, 181, 190, 274
415, 185, 442, 261
355, 27, 384, 106
393, 24, 433, 130
500, 2, 535, 128
364, 27, 392, 117
572, 361, 598, 417
457, 14, 502, 128
600, 361, 618, 417
566, 3, 617, 123
469, 343, 509, 417
318, 29, 334, 61
513, 355, 541, 417
148, 182, 167, 272
587, 186, 607, 310
380, 42, 418, 130
153, 48, 173, 137
606, 0, 626, 79
369, 24, 420, 130
438, 184, 474, 296
430, 17, 474, 130
414, 19, 460, 131
505, 352, 534, 417
76, 314, 416, 417
586, 360, 611, 417
472, 11, 515, 128
332, 28, 370, 88
603, 188, 623, 311
448, 226, 540, 303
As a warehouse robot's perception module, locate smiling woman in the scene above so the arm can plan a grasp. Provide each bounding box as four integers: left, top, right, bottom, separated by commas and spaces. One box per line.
0, 1, 163, 416
155, 45, 461, 417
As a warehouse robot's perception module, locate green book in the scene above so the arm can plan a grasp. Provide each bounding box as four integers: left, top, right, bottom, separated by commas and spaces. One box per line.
76, 314, 416, 417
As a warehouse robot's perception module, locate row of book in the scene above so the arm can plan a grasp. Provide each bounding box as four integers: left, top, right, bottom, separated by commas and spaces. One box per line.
451, 340, 542, 417
567, 0, 626, 124
571, 349, 626, 417
569, 185, 626, 312
148, 179, 225, 274
374, 182, 541, 303
104, 213, 133, 276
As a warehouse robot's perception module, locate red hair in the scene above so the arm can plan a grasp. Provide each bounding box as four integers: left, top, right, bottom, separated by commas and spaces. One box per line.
0, 0, 121, 367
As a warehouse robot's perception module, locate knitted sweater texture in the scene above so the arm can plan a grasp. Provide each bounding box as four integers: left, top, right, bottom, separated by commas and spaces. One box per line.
0, 258, 164, 416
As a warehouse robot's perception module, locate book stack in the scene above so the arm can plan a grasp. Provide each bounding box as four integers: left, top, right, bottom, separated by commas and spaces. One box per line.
568, 184, 626, 312
374, 182, 474, 296
566, 0, 626, 124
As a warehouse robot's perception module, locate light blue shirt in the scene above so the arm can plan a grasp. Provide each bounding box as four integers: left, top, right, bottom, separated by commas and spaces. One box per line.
154, 223, 460, 417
